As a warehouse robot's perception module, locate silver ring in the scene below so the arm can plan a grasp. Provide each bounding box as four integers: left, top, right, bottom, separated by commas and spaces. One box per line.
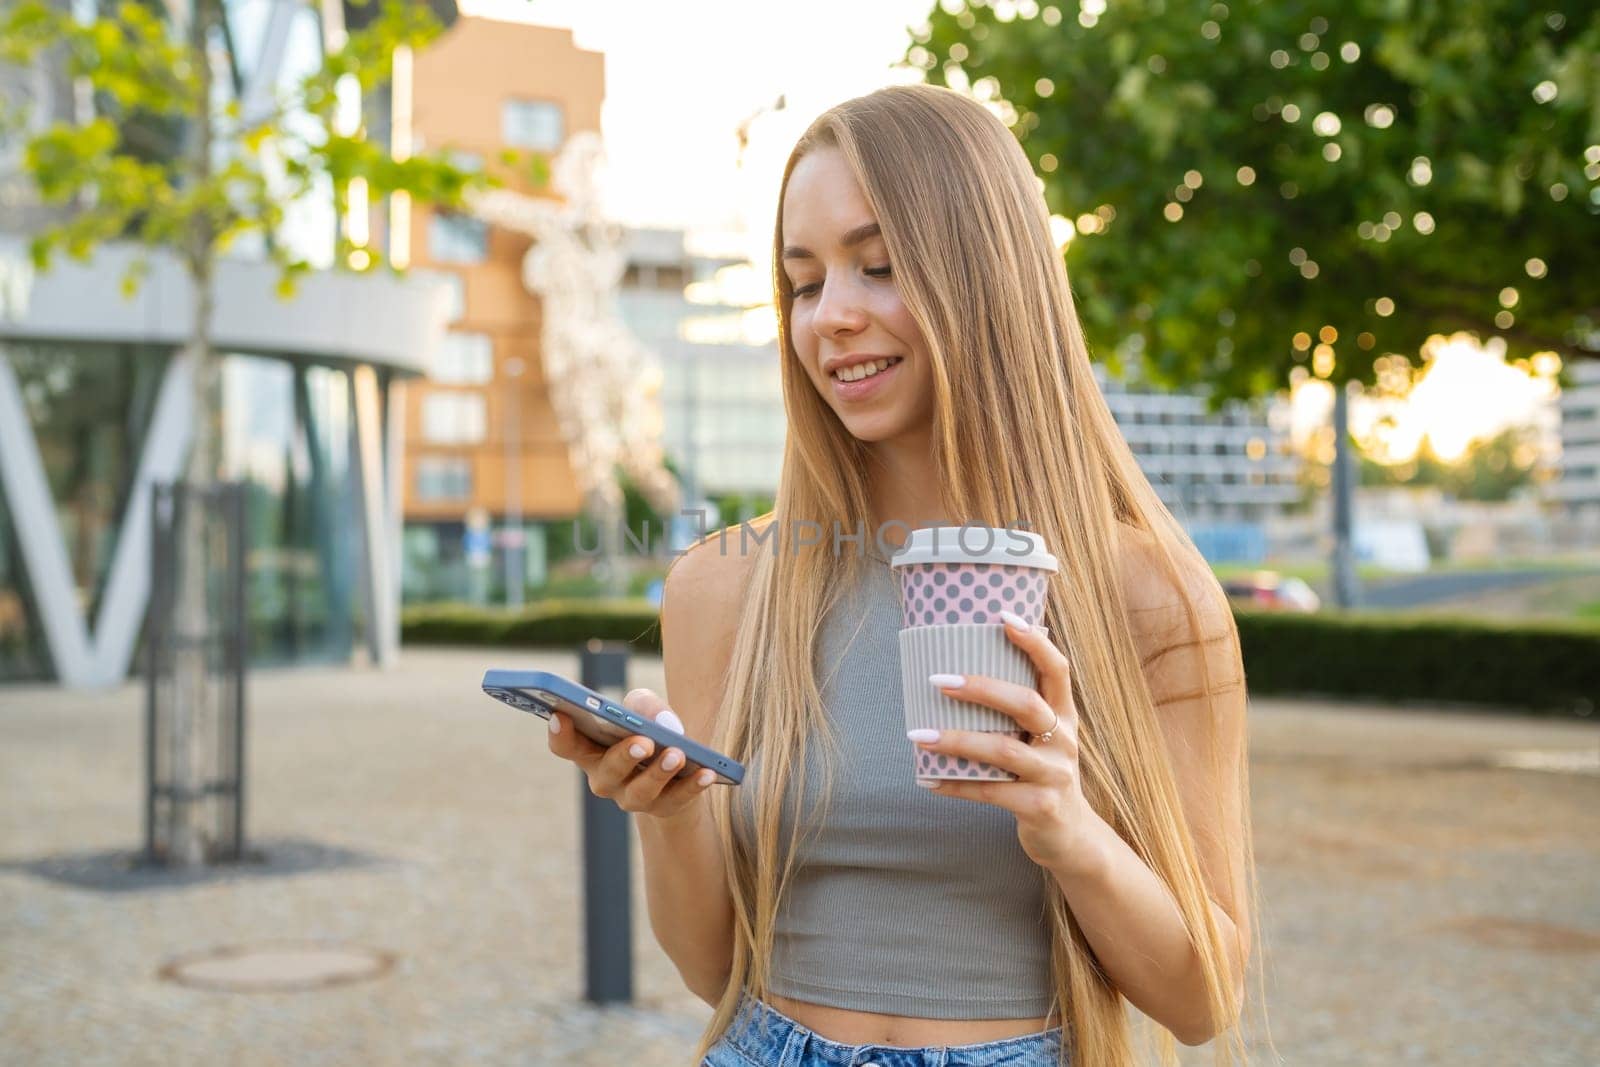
1031, 708, 1059, 745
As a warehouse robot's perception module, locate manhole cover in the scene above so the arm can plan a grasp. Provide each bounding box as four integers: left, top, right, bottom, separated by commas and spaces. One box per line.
159, 942, 395, 992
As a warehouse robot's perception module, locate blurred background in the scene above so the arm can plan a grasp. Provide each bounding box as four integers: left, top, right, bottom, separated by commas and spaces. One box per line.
0, 1, 1595, 1065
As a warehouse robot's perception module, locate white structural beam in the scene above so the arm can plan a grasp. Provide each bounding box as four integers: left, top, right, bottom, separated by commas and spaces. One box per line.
238, 0, 299, 125
384, 376, 406, 635
0, 238, 452, 375
351, 364, 398, 666
0, 236, 450, 687
0, 350, 194, 688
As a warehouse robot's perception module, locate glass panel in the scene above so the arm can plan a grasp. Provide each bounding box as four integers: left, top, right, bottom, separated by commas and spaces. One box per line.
502, 99, 563, 150
432, 332, 493, 384
2, 340, 171, 632
221, 354, 356, 666
0, 464, 52, 681
421, 392, 486, 444
415, 271, 466, 322
402, 520, 469, 603
222, 0, 271, 86
274, 5, 338, 268
414, 456, 473, 501
428, 213, 488, 263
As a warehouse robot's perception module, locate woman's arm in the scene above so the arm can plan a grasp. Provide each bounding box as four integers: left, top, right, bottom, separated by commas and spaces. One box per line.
1043, 657, 1248, 1044
1046, 540, 1249, 1045
913, 546, 1250, 1043
636, 541, 751, 1006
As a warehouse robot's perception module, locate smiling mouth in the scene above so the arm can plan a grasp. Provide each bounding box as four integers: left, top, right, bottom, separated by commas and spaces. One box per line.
831, 356, 904, 382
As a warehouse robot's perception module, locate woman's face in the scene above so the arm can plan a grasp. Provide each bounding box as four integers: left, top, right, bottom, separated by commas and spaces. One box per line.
780, 147, 934, 445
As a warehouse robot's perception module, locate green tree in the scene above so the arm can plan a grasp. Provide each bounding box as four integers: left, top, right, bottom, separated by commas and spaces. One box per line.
911, 1, 1598, 394
911, 1, 1596, 602
0, 0, 545, 865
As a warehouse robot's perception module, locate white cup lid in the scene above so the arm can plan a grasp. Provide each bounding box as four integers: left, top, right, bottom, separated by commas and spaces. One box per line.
887, 526, 1058, 572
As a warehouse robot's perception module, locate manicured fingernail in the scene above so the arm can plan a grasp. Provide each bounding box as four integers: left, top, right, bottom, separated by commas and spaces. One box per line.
907, 728, 940, 743
1000, 610, 1030, 632
662, 750, 683, 771
917, 779, 940, 789
629, 743, 647, 759
657, 709, 685, 734
929, 673, 965, 689
696, 769, 715, 786
549, 716, 561, 735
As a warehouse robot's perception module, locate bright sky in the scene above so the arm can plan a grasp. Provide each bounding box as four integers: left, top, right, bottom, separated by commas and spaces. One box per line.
458, 0, 933, 260
1290, 334, 1563, 464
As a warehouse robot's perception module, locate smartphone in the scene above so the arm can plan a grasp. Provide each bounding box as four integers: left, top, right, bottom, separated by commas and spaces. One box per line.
482, 668, 744, 787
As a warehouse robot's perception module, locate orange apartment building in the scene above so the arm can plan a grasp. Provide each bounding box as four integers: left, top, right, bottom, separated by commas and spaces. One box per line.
395, 16, 602, 599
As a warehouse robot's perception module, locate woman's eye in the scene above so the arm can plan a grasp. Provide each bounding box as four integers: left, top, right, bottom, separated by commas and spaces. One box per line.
792, 266, 892, 300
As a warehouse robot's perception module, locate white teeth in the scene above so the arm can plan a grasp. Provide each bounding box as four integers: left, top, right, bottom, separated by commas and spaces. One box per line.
835, 357, 900, 382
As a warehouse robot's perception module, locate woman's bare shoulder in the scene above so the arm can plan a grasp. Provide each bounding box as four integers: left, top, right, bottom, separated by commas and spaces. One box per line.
662, 519, 770, 612
658, 521, 770, 730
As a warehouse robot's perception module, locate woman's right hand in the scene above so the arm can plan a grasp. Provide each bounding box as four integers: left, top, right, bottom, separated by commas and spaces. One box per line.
546, 686, 717, 820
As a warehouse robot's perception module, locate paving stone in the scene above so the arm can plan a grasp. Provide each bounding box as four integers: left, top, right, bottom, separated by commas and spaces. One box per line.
1, 648, 1596, 1065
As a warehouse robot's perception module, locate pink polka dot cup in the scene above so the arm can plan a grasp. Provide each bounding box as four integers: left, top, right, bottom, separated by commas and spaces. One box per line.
890, 526, 1059, 785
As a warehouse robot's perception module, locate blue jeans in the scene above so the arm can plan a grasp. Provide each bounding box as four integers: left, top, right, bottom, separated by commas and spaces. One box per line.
702, 991, 1067, 1067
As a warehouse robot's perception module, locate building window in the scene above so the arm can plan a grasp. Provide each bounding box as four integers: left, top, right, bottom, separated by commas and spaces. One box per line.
429, 213, 488, 263
415, 457, 473, 501
441, 274, 466, 321
502, 98, 563, 150
418, 271, 465, 322
421, 392, 486, 444
433, 332, 493, 385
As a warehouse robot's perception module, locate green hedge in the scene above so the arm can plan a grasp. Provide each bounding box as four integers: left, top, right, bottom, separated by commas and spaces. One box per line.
403, 602, 1600, 716
403, 599, 662, 651
1233, 609, 1600, 715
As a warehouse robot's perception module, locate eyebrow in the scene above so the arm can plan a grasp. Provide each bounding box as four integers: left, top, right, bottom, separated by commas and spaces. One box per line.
781, 221, 882, 261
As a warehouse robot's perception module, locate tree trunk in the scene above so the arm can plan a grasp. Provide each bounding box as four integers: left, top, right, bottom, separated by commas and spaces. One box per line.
169, 0, 219, 867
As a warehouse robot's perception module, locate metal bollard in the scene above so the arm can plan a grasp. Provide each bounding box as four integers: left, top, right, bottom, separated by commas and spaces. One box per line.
579, 639, 633, 1004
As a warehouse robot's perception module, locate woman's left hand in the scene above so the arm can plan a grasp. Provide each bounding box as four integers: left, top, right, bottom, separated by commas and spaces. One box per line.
909, 610, 1105, 874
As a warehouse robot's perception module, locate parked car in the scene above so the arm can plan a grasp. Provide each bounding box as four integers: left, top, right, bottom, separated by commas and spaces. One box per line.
1221, 571, 1322, 613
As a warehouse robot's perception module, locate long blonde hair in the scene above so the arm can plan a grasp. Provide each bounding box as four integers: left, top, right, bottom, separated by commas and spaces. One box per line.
677, 83, 1262, 1067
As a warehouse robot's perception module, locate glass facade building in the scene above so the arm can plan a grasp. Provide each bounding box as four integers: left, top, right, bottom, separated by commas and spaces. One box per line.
0, 0, 454, 687
0, 341, 170, 681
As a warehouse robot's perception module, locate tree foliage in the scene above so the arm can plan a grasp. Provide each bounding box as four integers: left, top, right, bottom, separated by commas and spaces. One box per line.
910, 0, 1599, 398
0, 0, 547, 295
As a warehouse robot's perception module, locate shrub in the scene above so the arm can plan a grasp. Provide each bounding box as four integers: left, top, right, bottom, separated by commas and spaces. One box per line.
403, 603, 1600, 716
1233, 609, 1599, 715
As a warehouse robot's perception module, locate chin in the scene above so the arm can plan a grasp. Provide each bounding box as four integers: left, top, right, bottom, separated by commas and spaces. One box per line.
836, 414, 905, 444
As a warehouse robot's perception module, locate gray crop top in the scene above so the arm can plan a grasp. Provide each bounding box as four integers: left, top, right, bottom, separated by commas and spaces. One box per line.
732, 556, 1056, 1019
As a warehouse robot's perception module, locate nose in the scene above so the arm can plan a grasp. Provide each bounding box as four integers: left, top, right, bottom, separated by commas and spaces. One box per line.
809, 276, 868, 339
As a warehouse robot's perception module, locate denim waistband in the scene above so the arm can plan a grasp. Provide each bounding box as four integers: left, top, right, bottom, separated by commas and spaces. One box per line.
723, 991, 1067, 1067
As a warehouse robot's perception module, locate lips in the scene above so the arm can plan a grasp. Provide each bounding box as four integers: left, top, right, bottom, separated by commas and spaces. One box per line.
829, 356, 903, 400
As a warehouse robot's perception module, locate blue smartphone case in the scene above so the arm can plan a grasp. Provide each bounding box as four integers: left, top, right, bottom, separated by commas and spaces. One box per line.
482, 668, 744, 787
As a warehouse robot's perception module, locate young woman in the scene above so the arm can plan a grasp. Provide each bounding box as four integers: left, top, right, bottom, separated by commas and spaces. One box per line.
547, 83, 1257, 1067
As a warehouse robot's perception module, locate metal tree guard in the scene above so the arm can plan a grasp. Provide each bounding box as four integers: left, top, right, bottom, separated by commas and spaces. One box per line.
143, 481, 248, 866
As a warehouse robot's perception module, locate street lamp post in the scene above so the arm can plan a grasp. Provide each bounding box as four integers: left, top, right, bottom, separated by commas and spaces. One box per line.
504, 356, 525, 610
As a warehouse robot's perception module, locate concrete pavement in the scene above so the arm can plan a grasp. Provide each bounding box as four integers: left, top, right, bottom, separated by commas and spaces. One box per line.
1, 647, 1596, 1066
